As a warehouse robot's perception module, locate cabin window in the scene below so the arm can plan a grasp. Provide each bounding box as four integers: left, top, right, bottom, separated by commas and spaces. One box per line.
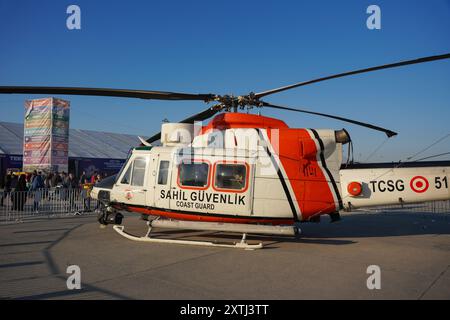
178, 162, 209, 188
120, 165, 132, 184
157, 161, 170, 185
131, 157, 146, 186
214, 163, 247, 191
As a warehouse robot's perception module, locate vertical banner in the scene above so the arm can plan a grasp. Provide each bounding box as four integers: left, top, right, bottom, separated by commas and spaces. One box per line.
23, 98, 52, 172
23, 98, 70, 173
51, 98, 70, 173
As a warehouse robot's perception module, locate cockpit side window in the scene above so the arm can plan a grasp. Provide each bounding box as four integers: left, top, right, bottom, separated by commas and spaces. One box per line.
131, 157, 147, 186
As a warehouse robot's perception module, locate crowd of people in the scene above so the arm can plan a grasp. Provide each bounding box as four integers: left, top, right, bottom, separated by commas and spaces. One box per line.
0, 170, 108, 213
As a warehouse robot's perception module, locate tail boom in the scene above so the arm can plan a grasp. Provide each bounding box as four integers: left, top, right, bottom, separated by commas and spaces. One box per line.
339, 162, 450, 209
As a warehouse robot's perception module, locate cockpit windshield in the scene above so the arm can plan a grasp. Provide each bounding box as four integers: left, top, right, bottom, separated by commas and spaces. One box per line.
115, 148, 133, 184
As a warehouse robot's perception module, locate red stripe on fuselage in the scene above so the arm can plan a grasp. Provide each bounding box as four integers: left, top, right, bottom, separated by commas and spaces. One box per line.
120, 205, 294, 225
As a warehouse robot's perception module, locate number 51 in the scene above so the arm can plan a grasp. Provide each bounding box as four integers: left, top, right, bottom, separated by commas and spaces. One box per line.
435, 176, 448, 189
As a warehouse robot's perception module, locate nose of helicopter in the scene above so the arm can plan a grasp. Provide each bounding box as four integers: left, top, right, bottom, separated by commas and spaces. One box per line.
91, 174, 116, 201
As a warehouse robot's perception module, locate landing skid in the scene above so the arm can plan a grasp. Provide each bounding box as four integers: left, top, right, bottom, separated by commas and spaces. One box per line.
112, 223, 263, 250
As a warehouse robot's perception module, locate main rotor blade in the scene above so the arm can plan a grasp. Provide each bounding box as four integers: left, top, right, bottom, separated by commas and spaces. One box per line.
0, 86, 216, 101
255, 53, 450, 98
145, 107, 220, 144
261, 101, 397, 137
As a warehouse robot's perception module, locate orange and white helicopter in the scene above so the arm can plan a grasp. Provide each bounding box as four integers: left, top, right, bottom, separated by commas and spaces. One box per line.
1, 53, 450, 249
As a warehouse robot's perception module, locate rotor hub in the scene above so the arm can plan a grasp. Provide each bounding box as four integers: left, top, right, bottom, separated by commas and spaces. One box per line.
213, 92, 263, 112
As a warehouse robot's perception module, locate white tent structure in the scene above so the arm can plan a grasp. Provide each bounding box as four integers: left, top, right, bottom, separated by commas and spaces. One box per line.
0, 121, 148, 177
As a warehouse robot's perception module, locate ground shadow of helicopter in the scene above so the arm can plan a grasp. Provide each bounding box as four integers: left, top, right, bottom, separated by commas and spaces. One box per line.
146, 211, 450, 247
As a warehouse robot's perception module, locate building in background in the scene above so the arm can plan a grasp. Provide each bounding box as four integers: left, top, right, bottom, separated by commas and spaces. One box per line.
0, 121, 147, 179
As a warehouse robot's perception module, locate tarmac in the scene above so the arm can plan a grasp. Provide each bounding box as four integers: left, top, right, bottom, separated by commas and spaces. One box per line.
0, 211, 450, 300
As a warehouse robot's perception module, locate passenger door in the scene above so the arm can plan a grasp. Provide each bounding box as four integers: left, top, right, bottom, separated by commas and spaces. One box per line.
153, 153, 172, 209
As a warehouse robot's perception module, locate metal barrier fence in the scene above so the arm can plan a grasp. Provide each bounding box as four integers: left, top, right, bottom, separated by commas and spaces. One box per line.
0, 187, 100, 223
350, 200, 450, 214
1, 187, 449, 224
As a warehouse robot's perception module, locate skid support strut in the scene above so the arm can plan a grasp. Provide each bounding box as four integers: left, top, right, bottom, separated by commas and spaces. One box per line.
112, 221, 263, 250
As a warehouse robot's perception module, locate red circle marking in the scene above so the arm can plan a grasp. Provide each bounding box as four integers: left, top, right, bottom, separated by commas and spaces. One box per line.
410, 176, 429, 193
347, 181, 362, 196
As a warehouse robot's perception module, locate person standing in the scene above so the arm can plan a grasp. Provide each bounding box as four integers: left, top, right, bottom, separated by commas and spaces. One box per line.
51, 171, 61, 188
61, 172, 68, 186
90, 171, 98, 184
45, 173, 53, 188
30, 171, 45, 213
93, 173, 103, 212
1, 171, 12, 207
66, 173, 78, 212
44, 172, 52, 200
81, 178, 92, 212
13, 174, 27, 211
26, 172, 34, 190
79, 171, 87, 186
59, 172, 68, 204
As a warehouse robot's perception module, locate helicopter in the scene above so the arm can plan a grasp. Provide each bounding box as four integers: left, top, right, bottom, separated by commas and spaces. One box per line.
1, 53, 449, 249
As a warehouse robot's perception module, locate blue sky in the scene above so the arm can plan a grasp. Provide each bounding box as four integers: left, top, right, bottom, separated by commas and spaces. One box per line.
0, 0, 449, 162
